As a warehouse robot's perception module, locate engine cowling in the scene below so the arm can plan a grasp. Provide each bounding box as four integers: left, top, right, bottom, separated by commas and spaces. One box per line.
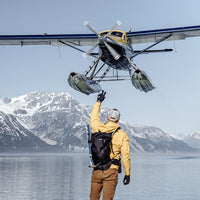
68, 72, 102, 95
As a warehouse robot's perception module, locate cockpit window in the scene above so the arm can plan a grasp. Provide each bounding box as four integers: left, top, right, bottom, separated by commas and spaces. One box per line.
111, 31, 123, 37
100, 32, 108, 36
100, 31, 123, 37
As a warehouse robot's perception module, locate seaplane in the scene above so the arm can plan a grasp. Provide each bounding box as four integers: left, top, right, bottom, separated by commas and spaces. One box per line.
0, 21, 200, 95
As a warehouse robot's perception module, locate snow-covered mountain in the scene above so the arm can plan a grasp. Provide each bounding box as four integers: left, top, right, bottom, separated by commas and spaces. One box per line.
172, 133, 188, 140
183, 131, 200, 149
119, 122, 193, 152
0, 92, 91, 152
0, 111, 53, 152
0, 91, 194, 153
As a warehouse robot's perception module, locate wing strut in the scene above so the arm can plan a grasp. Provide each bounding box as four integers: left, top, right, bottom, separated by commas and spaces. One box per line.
58, 40, 97, 58
97, 66, 111, 82
131, 34, 172, 59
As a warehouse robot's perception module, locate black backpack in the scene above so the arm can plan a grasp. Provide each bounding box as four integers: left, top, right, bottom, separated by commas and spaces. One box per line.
91, 127, 121, 170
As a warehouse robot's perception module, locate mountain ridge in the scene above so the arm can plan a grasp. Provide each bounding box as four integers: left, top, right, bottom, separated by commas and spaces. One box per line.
0, 111, 54, 152
183, 131, 200, 149
0, 91, 195, 153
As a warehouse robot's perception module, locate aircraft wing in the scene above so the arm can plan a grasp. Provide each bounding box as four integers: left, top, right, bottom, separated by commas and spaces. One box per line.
1, 25, 200, 47
127, 25, 200, 44
0, 33, 98, 46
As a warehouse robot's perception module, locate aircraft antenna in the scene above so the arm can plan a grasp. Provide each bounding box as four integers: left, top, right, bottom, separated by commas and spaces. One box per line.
57, 44, 62, 59
172, 34, 177, 53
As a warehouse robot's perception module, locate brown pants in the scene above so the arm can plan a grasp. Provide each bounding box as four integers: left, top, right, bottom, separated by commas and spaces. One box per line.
90, 168, 118, 200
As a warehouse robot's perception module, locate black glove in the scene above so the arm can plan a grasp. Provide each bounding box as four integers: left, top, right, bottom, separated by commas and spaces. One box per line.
123, 175, 130, 185
97, 90, 106, 103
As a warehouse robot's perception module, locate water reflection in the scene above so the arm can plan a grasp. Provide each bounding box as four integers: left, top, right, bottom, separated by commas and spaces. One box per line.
0, 154, 91, 200
0, 153, 200, 200
170, 156, 200, 160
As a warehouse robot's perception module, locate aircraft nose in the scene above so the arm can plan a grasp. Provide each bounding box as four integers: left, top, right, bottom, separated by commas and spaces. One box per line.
98, 36, 106, 44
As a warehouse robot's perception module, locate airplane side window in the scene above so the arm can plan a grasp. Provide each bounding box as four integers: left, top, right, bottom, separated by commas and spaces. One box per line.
100, 32, 108, 36
111, 32, 123, 37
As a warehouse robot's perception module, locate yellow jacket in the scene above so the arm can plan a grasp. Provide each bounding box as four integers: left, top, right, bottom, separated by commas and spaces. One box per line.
90, 102, 131, 176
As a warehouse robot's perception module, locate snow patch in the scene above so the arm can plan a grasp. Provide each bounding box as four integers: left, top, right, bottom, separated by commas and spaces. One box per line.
40, 137, 57, 145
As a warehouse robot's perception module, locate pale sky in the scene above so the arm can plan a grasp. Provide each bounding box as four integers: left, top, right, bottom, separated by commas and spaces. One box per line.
0, 0, 200, 136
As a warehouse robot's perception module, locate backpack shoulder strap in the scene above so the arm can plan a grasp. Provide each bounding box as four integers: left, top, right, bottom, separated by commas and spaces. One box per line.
110, 127, 121, 155
112, 127, 121, 136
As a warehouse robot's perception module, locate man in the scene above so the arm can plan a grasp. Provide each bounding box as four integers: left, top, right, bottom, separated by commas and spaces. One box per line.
90, 91, 131, 200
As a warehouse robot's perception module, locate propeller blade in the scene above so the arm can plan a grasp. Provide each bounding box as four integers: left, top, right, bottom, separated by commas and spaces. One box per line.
83, 21, 99, 36
105, 37, 124, 47
82, 42, 99, 58
104, 42, 121, 60
105, 20, 121, 37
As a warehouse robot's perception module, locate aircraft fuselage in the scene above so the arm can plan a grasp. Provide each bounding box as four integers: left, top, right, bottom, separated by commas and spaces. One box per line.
98, 30, 132, 71
99, 40, 132, 71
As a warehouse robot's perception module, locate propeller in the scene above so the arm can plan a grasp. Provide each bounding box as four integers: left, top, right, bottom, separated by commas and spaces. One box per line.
104, 20, 121, 37
83, 21, 98, 36
83, 43, 99, 58
104, 42, 121, 60
83, 21, 122, 60
105, 36, 124, 48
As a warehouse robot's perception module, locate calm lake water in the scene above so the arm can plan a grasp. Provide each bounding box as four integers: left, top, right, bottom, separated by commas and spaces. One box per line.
0, 153, 200, 200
